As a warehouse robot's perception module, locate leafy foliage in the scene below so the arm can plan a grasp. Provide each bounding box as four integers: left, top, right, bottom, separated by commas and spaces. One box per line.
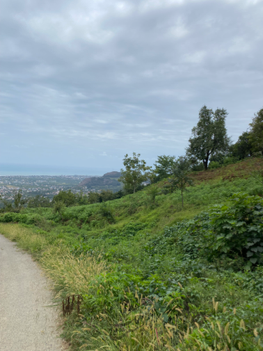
27, 195, 52, 208
230, 131, 253, 160
53, 200, 66, 215
88, 189, 124, 204
97, 202, 115, 223
204, 193, 263, 267
0, 190, 27, 212
53, 190, 81, 207
146, 185, 160, 205
119, 152, 151, 193
187, 106, 230, 170
151, 155, 176, 183
163, 156, 193, 208
249, 108, 263, 154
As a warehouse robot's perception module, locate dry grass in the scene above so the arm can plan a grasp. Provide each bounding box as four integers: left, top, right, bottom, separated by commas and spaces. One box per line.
191, 157, 263, 184
0, 223, 47, 253
0, 223, 108, 297
76, 295, 258, 351
41, 246, 108, 297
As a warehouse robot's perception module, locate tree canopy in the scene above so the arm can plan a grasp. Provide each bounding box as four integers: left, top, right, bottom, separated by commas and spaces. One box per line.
249, 108, 263, 154
229, 131, 253, 160
53, 190, 77, 207
118, 153, 151, 193
187, 106, 230, 170
151, 155, 176, 183
27, 195, 52, 208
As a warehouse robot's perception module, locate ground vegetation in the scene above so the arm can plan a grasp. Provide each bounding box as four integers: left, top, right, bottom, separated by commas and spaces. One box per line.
1, 157, 263, 350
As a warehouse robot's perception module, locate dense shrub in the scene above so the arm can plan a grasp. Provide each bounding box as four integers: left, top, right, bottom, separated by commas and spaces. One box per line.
97, 203, 115, 223
144, 193, 263, 270
0, 212, 27, 223
204, 193, 263, 267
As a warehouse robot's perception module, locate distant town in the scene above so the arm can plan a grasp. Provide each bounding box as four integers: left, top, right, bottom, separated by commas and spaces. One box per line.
0, 172, 122, 203
0, 175, 91, 202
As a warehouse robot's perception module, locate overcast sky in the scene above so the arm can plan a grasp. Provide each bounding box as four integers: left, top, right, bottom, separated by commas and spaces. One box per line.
1, 0, 263, 174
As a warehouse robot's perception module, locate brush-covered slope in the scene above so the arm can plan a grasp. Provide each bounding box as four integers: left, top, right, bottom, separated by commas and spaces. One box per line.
1, 157, 263, 351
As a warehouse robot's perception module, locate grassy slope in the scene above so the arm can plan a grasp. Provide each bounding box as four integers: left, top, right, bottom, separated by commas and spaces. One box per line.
23, 157, 263, 226
1, 157, 263, 351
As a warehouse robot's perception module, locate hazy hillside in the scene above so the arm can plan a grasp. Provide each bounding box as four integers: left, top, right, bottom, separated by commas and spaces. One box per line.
79, 171, 122, 192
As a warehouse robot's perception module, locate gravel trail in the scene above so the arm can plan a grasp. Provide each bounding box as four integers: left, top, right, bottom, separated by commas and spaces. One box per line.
0, 234, 66, 351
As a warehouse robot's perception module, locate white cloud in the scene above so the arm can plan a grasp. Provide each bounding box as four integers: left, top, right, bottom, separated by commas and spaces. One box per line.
100, 151, 108, 156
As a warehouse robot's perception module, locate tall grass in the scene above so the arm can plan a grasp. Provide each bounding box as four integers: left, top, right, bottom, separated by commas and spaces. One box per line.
0, 223, 47, 253
41, 247, 108, 297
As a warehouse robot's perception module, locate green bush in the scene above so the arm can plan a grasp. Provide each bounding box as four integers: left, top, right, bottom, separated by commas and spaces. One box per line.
249, 186, 263, 197
0, 212, 27, 223
204, 193, 263, 267
97, 203, 115, 223
209, 160, 222, 169
0, 213, 16, 222
25, 214, 43, 225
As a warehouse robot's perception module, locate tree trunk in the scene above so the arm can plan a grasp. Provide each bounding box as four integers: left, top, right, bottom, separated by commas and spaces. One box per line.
203, 153, 209, 170
181, 190, 184, 208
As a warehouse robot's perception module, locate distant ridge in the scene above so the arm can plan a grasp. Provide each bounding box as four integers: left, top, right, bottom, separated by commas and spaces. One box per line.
79, 171, 122, 191
103, 171, 121, 178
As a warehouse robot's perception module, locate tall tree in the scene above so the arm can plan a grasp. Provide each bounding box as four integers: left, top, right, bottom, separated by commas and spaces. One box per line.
118, 153, 151, 193
187, 106, 230, 170
14, 190, 27, 210
229, 131, 253, 160
249, 108, 263, 154
151, 155, 176, 183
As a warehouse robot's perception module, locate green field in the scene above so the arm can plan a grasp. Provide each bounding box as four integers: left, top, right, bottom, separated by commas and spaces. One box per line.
1, 157, 263, 351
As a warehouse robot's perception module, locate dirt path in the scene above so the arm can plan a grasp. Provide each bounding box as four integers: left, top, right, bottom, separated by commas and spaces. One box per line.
0, 234, 66, 351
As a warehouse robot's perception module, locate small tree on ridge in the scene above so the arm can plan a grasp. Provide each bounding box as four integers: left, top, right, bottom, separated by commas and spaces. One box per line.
119, 153, 151, 193
166, 156, 193, 208
187, 106, 230, 170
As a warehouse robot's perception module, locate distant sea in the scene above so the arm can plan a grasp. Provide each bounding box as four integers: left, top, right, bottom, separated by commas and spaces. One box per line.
0, 164, 111, 176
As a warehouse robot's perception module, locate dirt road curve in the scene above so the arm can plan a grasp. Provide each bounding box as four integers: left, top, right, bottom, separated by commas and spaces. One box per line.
0, 235, 66, 351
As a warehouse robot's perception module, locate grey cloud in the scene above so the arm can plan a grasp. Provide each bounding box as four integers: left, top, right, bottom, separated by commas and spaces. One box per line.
0, 0, 263, 172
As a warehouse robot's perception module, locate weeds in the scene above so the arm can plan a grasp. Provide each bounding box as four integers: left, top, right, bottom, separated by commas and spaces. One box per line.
1, 158, 263, 350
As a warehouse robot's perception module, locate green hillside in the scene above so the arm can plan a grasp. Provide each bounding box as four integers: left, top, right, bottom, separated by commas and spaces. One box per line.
1, 157, 263, 351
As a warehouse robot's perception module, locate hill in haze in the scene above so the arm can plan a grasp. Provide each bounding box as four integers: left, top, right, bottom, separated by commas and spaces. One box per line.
79, 171, 122, 192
